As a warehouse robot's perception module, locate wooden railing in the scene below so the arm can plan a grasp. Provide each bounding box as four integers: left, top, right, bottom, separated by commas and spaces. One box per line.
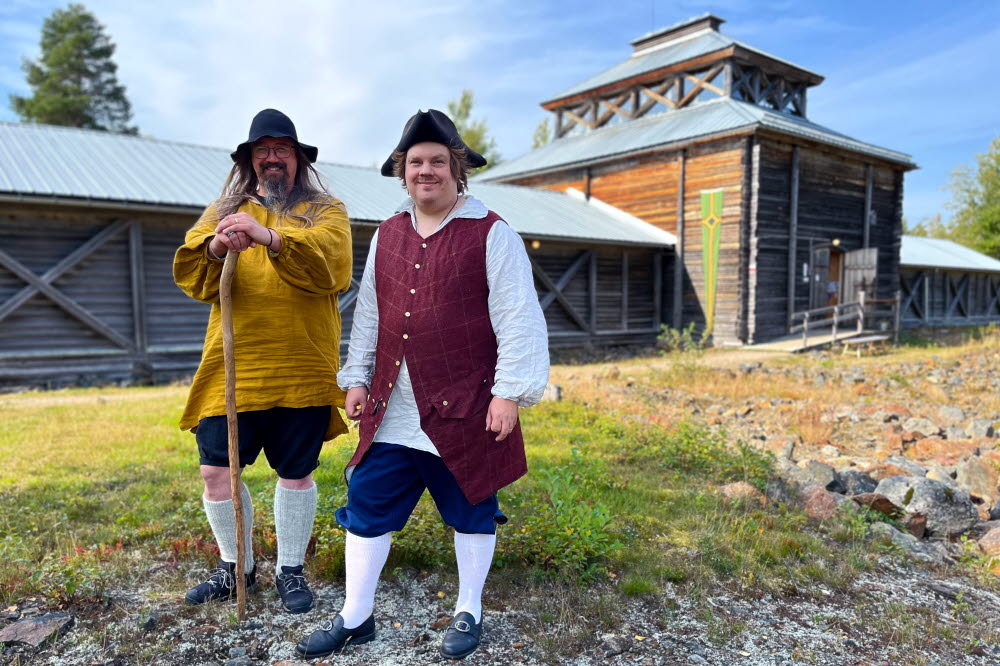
790, 291, 901, 349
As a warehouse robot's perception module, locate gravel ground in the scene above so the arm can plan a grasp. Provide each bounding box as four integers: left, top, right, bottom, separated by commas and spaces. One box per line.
6, 337, 1000, 665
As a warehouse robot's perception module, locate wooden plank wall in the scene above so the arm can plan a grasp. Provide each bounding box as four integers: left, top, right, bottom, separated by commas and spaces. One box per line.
680, 139, 745, 344
527, 241, 662, 347
0, 204, 660, 388
504, 137, 746, 344
751, 136, 905, 341
900, 269, 1000, 325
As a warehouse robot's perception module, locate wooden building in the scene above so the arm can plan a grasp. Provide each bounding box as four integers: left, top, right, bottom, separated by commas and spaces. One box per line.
0, 123, 671, 389
900, 236, 1000, 327
479, 14, 917, 344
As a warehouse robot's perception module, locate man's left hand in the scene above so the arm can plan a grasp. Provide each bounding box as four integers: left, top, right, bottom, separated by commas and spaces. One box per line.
485, 396, 518, 442
216, 212, 275, 250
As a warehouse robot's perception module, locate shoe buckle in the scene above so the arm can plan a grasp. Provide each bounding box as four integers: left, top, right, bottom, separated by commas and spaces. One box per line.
454, 619, 472, 632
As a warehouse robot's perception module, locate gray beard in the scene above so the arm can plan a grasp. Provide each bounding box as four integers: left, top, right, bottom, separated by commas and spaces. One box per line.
261, 174, 289, 212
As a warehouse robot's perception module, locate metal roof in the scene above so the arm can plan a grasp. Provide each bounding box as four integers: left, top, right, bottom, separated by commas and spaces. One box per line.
0, 121, 673, 248
544, 22, 820, 105
0, 121, 227, 207
901, 235, 1000, 273
477, 98, 915, 182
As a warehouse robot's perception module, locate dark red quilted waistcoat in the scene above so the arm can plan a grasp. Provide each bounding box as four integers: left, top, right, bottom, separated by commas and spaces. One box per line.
346, 209, 527, 505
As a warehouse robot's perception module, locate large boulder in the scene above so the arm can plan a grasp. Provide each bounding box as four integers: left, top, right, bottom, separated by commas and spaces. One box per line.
781, 459, 844, 493
874, 476, 978, 537
902, 417, 941, 438
955, 457, 1000, 509
839, 468, 877, 495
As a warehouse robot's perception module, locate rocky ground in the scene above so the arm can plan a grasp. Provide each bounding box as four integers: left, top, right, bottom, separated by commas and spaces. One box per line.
4, 335, 1000, 665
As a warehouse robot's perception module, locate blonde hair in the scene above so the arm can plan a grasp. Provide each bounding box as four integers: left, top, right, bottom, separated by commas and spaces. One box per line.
390, 143, 472, 194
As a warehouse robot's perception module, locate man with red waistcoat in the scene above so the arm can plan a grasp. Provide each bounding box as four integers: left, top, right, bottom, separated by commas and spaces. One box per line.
296, 110, 548, 660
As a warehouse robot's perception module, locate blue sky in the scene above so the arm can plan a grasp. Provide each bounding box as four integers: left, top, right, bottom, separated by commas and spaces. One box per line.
1, 0, 997, 225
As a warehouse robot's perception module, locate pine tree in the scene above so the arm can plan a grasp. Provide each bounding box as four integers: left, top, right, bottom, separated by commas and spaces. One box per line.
10, 4, 137, 134
447, 90, 500, 172
532, 117, 551, 149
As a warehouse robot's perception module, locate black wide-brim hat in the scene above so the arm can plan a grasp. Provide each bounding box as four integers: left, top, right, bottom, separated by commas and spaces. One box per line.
231, 108, 318, 163
380, 109, 486, 176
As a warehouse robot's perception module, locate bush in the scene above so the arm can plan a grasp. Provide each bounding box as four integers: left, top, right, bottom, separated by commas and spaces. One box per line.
657, 322, 708, 354
626, 421, 774, 488
497, 456, 623, 584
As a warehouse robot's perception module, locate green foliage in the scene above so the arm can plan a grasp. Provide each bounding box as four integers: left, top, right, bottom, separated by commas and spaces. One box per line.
620, 573, 657, 596
532, 117, 551, 149
498, 452, 623, 584
903, 212, 951, 238
10, 4, 137, 133
656, 322, 707, 354
946, 135, 1000, 258
446, 90, 500, 172
626, 421, 774, 488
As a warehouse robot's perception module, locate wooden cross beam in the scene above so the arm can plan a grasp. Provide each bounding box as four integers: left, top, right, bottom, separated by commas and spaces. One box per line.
337, 277, 362, 313
988, 277, 1000, 316
678, 64, 725, 108
530, 251, 592, 333
946, 274, 969, 319
732, 63, 758, 102
900, 272, 925, 320
596, 91, 634, 127
0, 220, 133, 349
636, 78, 677, 117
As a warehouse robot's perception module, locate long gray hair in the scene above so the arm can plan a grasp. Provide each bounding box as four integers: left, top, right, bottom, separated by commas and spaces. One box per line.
210, 145, 343, 227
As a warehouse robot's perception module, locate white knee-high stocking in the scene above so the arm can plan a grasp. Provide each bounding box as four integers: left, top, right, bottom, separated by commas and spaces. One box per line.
453, 532, 496, 623
274, 483, 317, 570
339, 532, 391, 629
203, 483, 254, 569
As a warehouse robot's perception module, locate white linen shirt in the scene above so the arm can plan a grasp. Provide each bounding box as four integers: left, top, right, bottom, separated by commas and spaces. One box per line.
337, 195, 550, 455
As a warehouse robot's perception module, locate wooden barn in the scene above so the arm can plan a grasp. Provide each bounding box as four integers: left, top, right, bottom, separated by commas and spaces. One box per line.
900, 236, 1000, 327
478, 14, 917, 344
0, 122, 672, 389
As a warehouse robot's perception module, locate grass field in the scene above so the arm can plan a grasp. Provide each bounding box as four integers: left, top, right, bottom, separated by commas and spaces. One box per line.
1, 334, 997, 660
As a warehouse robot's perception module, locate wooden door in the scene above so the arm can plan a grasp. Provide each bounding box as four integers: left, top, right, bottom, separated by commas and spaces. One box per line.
842, 248, 878, 302
809, 247, 830, 310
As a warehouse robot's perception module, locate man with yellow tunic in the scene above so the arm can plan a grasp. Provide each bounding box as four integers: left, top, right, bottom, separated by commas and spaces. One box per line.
173, 109, 352, 614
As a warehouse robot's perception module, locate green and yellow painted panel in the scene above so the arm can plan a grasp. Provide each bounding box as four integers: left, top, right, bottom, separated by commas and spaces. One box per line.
700, 189, 723, 335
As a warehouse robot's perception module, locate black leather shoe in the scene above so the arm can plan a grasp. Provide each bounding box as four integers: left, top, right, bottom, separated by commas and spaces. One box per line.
440, 612, 482, 660
295, 613, 376, 658
275, 565, 314, 614
184, 560, 258, 605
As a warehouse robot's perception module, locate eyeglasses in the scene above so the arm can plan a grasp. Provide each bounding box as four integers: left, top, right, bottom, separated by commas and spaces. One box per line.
252, 144, 294, 159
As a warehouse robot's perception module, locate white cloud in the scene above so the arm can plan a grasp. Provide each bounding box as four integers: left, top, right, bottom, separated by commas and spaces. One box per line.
3, 0, 995, 225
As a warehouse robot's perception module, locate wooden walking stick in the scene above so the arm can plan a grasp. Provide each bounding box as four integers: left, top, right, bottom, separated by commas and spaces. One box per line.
220, 250, 248, 621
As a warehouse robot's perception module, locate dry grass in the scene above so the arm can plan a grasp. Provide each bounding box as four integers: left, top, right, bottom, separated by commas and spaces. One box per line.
786, 401, 836, 445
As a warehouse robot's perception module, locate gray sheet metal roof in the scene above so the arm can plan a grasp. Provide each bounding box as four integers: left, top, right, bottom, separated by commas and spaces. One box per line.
477, 98, 915, 182
544, 24, 819, 104
0, 121, 228, 207
0, 121, 672, 247
901, 235, 1000, 272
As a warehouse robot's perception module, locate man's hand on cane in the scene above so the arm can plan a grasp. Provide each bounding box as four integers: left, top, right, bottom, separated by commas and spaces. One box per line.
210, 212, 280, 257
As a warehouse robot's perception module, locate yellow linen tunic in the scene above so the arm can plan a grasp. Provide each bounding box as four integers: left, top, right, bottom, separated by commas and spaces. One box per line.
173, 197, 352, 440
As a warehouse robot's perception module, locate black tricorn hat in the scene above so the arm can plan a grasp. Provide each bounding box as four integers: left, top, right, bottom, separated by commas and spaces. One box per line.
231, 108, 318, 163
380, 109, 486, 176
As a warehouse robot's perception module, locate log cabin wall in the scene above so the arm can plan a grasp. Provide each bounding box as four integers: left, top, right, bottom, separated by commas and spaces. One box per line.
526, 240, 663, 348
0, 203, 205, 388
503, 136, 747, 344
750, 135, 905, 342
900, 268, 1000, 326
680, 138, 745, 344
0, 202, 662, 389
